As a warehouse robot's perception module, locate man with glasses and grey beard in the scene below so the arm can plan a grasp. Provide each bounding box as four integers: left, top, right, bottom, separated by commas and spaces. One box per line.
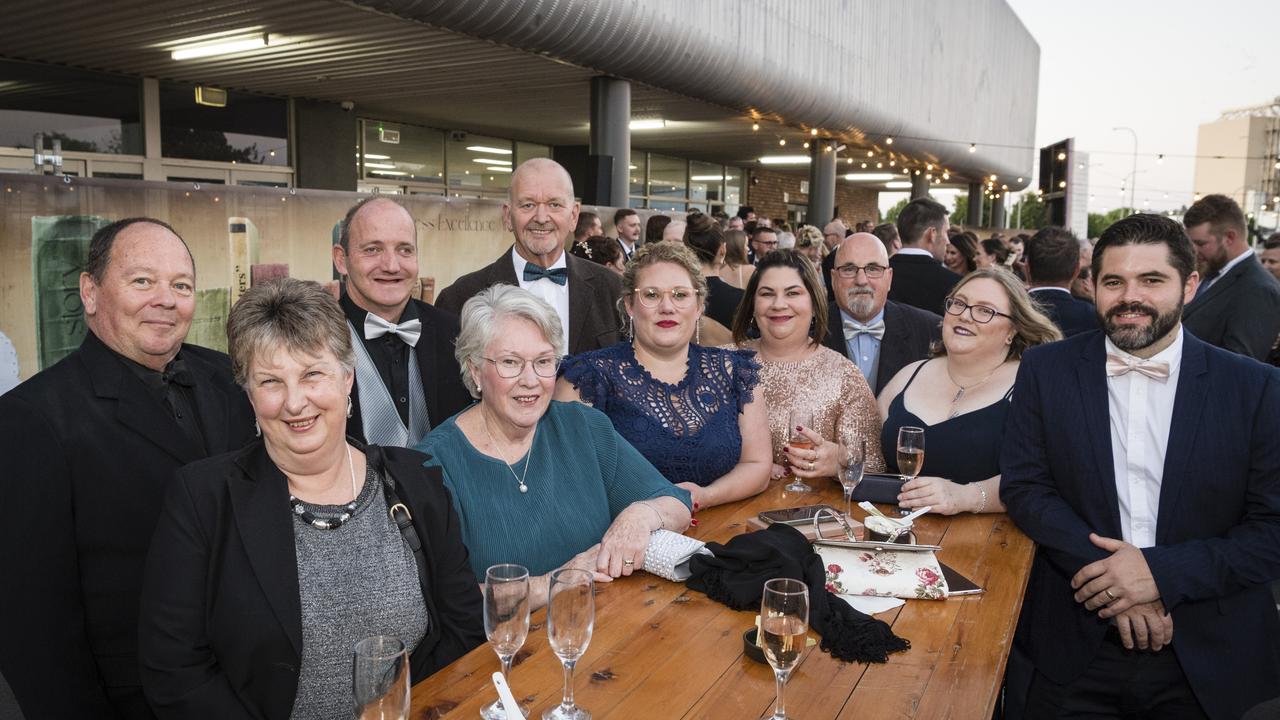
822, 232, 940, 394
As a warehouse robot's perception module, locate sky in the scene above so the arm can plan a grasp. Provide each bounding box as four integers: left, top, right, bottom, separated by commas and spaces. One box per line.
883, 0, 1280, 218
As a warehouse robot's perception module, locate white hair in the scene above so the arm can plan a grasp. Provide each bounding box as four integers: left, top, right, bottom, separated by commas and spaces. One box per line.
776, 232, 796, 249
454, 284, 565, 398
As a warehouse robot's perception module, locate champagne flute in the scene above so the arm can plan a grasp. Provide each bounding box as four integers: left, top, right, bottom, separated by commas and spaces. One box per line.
352, 635, 410, 720
839, 439, 866, 521
896, 426, 926, 516
785, 409, 816, 493
760, 578, 809, 720
543, 568, 594, 720
482, 564, 531, 720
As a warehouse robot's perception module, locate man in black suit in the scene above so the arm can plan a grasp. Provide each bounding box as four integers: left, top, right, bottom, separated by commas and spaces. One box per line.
1182, 194, 1280, 361
1002, 214, 1280, 719
745, 224, 778, 266
0, 218, 255, 719
819, 218, 847, 299
1024, 226, 1100, 337
886, 196, 960, 315
332, 197, 471, 447
822, 232, 941, 394
612, 207, 641, 261
436, 158, 622, 355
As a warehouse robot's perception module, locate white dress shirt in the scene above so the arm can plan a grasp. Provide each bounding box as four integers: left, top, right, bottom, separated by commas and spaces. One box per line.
511, 246, 570, 337
1105, 326, 1184, 548
894, 247, 934, 259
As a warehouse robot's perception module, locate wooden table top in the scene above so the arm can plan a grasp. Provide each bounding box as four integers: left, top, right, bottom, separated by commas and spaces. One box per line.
411, 477, 1035, 719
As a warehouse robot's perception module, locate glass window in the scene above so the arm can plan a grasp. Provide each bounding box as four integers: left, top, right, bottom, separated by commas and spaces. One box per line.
160, 82, 287, 165
362, 120, 444, 187
629, 150, 646, 198
725, 166, 744, 217
689, 161, 723, 208
515, 141, 550, 166
628, 197, 646, 209
648, 153, 686, 205
447, 132, 511, 197
0, 60, 143, 155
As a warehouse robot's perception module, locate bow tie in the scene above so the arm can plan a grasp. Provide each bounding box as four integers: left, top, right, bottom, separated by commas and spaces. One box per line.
161, 357, 194, 388
1105, 353, 1170, 380
523, 263, 568, 286
364, 314, 422, 347
843, 318, 885, 341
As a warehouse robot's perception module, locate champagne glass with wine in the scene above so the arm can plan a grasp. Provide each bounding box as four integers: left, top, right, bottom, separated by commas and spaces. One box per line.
760, 578, 809, 720
896, 426, 925, 516
839, 439, 865, 520
352, 635, 410, 720
543, 568, 594, 720
482, 564, 531, 720
785, 409, 815, 493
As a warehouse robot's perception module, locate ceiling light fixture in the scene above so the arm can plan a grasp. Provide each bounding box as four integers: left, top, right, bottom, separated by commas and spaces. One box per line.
364, 154, 391, 160
172, 33, 269, 60
844, 173, 897, 182
466, 145, 512, 155
885, 181, 912, 189
472, 158, 511, 165
487, 166, 513, 172
630, 119, 666, 130
758, 155, 811, 165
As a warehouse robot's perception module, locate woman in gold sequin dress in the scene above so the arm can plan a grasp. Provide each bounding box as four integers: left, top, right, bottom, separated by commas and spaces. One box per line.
728, 249, 887, 483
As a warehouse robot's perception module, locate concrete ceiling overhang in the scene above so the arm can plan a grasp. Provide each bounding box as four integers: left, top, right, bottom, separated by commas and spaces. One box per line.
0, 0, 1038, 188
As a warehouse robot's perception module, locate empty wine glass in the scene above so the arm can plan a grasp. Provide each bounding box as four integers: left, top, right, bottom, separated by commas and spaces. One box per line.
896, 426, 925, 516
785, 409, 816, 493
839, 439, 866, 520
760, 578, 809, 720
543, 568, 594, 720
352, 635, 409, 720
482, 564, 531, 720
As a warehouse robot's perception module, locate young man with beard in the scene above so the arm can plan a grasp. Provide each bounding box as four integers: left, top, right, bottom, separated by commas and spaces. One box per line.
1181, 194, 1280, 361
1001, 213, 1280, 719
822, 233, 940, 394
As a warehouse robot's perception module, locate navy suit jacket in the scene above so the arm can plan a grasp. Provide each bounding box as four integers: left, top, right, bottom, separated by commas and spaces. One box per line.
822, 300, 941, 395
1000, 330, 1280, 720
1029, 287, 1099, 337
886, 251, 961, 316
1183, 253, 1280, 362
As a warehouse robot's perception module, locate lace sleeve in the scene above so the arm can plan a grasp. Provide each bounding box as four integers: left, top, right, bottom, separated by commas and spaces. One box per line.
560, 351, 613, 410
727, 348, 761, 413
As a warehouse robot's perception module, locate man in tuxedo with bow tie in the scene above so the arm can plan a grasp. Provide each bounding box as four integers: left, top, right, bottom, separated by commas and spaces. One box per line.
1001, 213, 1280, 719
333, 197, 470, 447
435, 158, 622, 354
1181, 194, 1280, 361
0, 218, 256, 718
822, 232, 940, 394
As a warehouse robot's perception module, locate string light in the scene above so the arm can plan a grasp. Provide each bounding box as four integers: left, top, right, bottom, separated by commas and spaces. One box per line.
779, 138, 786, 146
1157, 154, 1164, 164
969, 143, 977, 153
886, 137, 894, 145
810, 128, 818, 136
752, 123, 760, 131
1057, 151, 1066, 161
803, 141, 810, 149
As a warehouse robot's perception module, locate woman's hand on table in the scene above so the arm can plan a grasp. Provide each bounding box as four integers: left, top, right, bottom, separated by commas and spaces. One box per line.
783, 425, 842, 479
598, 509, 652, 578
897, 476, 969, 515
770, 463, 788, 481
674, 482, 707, 517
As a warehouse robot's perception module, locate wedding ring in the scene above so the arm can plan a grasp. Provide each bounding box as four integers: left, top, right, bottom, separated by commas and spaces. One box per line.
808, 462, 815, 471
623, 559, 635, 567
1104, 589, 1117, 602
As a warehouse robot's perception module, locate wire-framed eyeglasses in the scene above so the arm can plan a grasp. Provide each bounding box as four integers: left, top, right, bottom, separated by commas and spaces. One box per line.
633, 286, 700, 309
943, 297, 1012, 324
483, 355, 561, 378
834, 263, 887, 280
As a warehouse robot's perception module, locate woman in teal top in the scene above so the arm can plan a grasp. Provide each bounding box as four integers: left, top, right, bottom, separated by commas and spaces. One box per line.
416, 285, 691, 602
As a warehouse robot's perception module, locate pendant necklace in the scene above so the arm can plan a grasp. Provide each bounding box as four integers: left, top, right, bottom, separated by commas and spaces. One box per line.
289, 444, 359, 530
945, 362, 1000, 419
481, 411, 533, 494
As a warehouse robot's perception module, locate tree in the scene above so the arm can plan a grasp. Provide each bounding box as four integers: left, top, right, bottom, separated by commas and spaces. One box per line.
1009, 193, 1045, 231
884, 197, 911, 223
1087, 208, 1133, 238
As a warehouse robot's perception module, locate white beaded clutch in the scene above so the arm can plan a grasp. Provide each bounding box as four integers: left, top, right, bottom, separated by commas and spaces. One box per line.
643, 529, 712, 582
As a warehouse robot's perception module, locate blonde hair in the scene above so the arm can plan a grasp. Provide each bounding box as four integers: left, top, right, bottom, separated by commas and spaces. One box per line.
937, 268, 1062, 360
621, 242, 707, 313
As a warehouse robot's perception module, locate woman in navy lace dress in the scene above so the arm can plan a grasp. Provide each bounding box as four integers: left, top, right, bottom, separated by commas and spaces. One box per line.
557, 242, 772, 510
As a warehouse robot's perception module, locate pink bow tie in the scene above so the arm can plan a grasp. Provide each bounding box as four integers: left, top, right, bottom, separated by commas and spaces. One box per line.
1105, 353, 1170, 380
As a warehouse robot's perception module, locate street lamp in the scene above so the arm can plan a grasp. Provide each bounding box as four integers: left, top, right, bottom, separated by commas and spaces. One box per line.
1113, 126, 1138, 214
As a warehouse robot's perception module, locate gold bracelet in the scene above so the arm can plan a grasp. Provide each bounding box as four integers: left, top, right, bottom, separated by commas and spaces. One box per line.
638, 500, 665, 531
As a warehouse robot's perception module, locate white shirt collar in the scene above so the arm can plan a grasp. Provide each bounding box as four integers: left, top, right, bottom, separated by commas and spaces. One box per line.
511, 245, 567, 277
1030, 286, 1072, 295
1104, 325, 1184, 375
895, 247, 934, 258
1208, 248, 1252, 281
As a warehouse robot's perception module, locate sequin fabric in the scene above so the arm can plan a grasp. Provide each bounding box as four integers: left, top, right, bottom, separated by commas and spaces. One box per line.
733, 342, 887, 475
561, 342, 760, 487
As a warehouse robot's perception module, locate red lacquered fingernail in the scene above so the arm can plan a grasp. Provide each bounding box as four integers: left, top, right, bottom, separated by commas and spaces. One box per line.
690, 518, 700, 526
693, 501, 701, 510
782, 446, 790, 453
795, 425, 803, 431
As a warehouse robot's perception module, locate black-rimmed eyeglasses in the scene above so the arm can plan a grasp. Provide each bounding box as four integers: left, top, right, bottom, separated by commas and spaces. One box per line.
943, 297, 1011, 324
834, 263, 887, 279
483, 355, 561, 378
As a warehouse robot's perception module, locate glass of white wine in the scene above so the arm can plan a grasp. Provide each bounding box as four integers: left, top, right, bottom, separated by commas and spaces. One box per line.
896, 426, 925, 517
352, 635, 409, 720
761, 578, 809, 720
543, 568, 594, 720
785, 409, 816, 493
482, 564, 531, 720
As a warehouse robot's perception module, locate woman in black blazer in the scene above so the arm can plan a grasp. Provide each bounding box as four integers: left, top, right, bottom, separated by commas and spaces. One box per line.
138, 279, 484, 719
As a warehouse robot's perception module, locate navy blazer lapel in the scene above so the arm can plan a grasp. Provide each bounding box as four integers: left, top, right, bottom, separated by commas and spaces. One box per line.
230, 444, 304, 656
1077, 335, 1123, 536
1185, 255, 1251, 316
1155, 332, 1209, 544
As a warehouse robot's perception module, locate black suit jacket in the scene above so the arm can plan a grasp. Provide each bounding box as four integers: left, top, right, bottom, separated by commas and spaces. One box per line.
822, 300, 941, 394
346, 297, 472, 441
138, 442, 484, 719
886, 252, 961, 316
0, 331, 255, 719
1183, 254, 1280, 361
435, 248, 623, 355
1029, 287, 1098, 337
1001, 331, 1280, 720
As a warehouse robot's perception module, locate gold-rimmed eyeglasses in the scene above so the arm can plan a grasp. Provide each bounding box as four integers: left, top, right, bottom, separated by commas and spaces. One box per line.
633, 286, 700, 309
483, 355, 560, 378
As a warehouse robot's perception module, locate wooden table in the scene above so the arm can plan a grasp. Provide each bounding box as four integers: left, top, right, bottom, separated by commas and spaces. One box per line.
411, 478, 1035, 719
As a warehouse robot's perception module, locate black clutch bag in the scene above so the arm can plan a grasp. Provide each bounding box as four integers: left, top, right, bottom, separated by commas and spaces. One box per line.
850, 473, 904, 504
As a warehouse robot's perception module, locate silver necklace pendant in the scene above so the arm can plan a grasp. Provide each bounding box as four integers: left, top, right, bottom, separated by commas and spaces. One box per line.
519, 482, 528, 493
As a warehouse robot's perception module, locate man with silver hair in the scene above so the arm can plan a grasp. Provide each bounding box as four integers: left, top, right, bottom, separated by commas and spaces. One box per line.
435, 158, 623, 355
822, 232, 940, 394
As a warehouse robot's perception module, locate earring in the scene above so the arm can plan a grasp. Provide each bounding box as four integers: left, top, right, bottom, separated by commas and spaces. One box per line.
695, 318, 702, 345
346, 396, 353, 418
627, 314, 634, 339
254, 419, 261, 437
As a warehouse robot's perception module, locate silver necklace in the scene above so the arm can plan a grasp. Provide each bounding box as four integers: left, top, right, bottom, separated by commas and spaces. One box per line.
288, 444, 359, 530
481, 411, 533, 493
944, 362, 1000, 419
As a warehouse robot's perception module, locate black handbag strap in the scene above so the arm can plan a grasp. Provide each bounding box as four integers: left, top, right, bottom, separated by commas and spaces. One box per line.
382, 474, 430, 589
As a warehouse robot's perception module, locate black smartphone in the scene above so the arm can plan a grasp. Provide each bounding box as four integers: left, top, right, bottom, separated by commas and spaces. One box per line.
757, 504, 840, 526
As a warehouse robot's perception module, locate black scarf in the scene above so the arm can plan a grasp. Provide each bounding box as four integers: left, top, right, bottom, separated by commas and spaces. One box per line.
687, 523, 910, 664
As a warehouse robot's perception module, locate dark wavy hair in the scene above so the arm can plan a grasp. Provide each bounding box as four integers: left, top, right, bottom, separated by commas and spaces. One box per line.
730, 249, 828, 346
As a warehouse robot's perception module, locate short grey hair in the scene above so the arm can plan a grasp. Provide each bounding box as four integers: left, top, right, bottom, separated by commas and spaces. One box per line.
455, 284, 565, 399
226, 278, 355, 387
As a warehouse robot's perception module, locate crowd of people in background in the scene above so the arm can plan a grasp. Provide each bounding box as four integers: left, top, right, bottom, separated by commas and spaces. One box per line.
2, 154, 1278, 720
